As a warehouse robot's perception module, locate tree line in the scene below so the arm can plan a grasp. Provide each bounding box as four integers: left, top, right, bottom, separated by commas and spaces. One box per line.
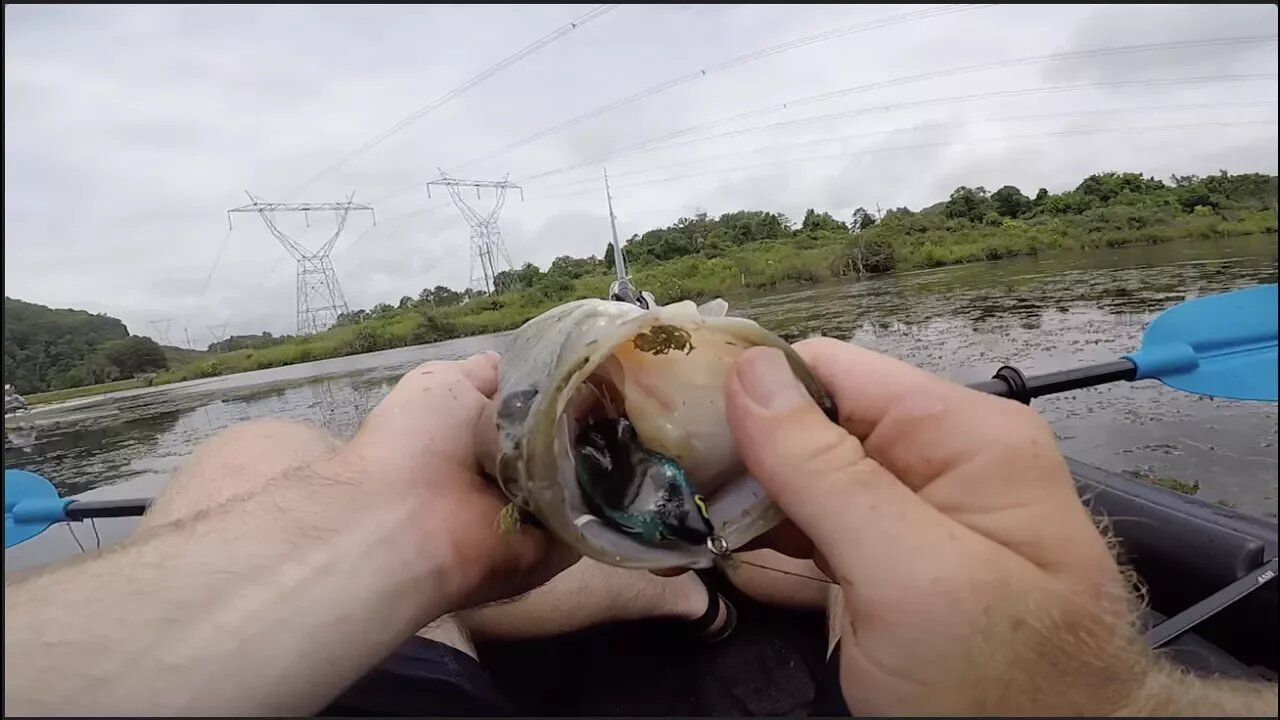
3, 298, 169, 394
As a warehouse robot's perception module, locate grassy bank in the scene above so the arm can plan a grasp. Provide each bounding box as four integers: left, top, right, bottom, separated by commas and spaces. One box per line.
24, 377, 150, 406
156, 209, 1276, 385
28, 170, 1279, 397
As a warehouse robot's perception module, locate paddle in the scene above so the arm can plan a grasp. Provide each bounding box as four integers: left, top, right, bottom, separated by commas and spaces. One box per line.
5, 469, 150, 549
5, 283, 1276, 550
967, 283, 1277, 403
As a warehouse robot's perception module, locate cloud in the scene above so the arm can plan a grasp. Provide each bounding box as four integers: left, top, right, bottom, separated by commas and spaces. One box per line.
4, 4, 1277, 341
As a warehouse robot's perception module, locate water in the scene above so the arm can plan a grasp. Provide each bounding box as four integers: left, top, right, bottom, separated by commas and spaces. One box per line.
5, 234, 1277, 572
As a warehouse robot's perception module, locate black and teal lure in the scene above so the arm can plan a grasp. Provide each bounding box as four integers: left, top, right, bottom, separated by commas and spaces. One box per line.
573, 417, 715, 547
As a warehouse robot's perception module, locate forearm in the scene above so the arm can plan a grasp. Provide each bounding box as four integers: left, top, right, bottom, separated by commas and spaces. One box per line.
4, 461, 451, 716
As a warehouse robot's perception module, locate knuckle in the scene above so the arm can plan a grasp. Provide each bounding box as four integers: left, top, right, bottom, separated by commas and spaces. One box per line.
798, 423, 866, 479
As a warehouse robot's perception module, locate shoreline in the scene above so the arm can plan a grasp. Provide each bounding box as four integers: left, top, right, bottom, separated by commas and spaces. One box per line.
20, 228, 1277, 410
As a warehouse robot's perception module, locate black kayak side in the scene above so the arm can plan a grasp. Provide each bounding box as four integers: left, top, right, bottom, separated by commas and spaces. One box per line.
1069, 458, 1278, 680
474, 459, 1277, 717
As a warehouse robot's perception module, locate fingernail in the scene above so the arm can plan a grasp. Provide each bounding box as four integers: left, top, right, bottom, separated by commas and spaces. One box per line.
737, 347, 810, 412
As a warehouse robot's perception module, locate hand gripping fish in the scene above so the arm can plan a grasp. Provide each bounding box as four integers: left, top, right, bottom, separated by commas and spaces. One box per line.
491, 297, 836, 570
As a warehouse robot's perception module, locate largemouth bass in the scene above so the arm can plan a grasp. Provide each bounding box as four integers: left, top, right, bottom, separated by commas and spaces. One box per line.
493, 297, 836, 570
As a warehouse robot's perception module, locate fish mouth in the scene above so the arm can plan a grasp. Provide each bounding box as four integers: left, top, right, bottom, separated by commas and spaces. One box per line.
544, 302, 787, 569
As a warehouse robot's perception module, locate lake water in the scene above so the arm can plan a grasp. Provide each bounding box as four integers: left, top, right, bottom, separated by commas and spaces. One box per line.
5, 234, 1277, 572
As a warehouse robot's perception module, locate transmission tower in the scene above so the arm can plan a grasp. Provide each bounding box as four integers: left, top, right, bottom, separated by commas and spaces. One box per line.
148, 319, 173, 346
426, 172, 523, 294
207, 324, 229, 346
227, 193, 375, 335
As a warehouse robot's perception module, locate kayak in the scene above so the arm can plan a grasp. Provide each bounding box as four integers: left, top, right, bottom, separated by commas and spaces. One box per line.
1068, 458, 1278, 682
463, 456, 1280, 716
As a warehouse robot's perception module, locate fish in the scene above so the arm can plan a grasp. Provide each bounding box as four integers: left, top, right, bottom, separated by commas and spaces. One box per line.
492, 297, 836, 570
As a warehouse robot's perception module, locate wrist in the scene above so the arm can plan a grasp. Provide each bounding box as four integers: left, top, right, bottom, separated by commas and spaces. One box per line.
276, 458, 460, 624
1112, 658, 1278, 716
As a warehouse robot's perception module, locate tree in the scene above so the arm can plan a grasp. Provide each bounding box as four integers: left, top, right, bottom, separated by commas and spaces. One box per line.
991, 185, 1032, 218
850, 207, 878, 231
99, 336, 168, 376
3, 297, 130, 392
943, 186, 993, 222
398, 295, 414, 309
801, 208, 847, 233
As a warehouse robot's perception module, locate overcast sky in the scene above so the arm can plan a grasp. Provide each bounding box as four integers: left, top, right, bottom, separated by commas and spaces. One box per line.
5, 3, 1277, 343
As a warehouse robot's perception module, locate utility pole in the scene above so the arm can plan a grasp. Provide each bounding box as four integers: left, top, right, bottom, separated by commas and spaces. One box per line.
227, 193, 375, 335
183, 328, 194, 351
426, 172, 523, 294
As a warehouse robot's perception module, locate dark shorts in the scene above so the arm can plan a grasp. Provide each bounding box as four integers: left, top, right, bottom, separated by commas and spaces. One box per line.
320, 637, 515, 717
320, 636, 852, 717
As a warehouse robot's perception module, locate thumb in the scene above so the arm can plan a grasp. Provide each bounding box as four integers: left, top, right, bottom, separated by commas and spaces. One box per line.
725, 347, 944, 580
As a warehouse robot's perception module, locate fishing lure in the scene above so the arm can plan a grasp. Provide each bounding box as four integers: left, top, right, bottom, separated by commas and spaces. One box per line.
573, 417, 716, 548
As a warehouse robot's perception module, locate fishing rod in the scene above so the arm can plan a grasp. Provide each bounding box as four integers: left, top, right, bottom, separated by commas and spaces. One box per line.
6, 284, 1277, 649
604, 167, 656, 310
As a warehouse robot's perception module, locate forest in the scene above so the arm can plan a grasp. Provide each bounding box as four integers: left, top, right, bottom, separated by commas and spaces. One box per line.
2, 298, 171, 394
8, 170, 1277, 397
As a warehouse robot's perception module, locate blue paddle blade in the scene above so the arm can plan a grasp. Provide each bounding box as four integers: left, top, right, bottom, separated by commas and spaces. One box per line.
5, 469, 71, 549
1126, 283, 1278, 402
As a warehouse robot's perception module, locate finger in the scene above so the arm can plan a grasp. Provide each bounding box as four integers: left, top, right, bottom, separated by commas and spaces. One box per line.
458, 351, 500, 398
725, 347, 961, 582
794, 338, 1050, 492
741, 520, 814, 560
793, 337, 975, 439
787, 341, 1112, 588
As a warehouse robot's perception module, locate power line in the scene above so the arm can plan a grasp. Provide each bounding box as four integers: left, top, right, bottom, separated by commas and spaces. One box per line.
283, 4, 620, 198
539, 100, 1278, 192
521, 73, 1279, 185
447, 4, 995, 174
539, 119, 1278, 198
517, 35, 1279, 185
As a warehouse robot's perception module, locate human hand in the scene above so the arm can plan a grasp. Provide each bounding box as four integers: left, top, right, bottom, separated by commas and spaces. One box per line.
328, 352, 575, 615
725, 338, 1150, 716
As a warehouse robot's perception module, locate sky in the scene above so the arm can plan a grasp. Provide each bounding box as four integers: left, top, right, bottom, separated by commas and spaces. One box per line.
5, 3, 1277, 343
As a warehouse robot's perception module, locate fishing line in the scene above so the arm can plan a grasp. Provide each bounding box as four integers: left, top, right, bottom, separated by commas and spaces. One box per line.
733, 558, 836, 585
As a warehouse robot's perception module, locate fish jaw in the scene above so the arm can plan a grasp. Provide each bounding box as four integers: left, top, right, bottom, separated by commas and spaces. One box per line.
494, 298, 834, 570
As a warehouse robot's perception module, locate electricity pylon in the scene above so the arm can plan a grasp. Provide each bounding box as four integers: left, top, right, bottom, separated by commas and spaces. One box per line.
426, 173, 523, 294
227, 193, 375, 334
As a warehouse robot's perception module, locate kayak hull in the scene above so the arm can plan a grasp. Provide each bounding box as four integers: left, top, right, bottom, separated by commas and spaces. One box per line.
1069, 458, 1278, 678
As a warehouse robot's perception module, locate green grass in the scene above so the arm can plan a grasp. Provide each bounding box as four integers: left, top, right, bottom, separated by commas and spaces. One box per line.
25, 377, 150, 406
1126, 468, 1200, 496
152, 209, 1274, 385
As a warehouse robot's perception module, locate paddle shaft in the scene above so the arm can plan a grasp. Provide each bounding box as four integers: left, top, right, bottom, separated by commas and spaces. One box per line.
967, 360, 1137, 403
12, 360, 1181, 521
64, 498, 151, 520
